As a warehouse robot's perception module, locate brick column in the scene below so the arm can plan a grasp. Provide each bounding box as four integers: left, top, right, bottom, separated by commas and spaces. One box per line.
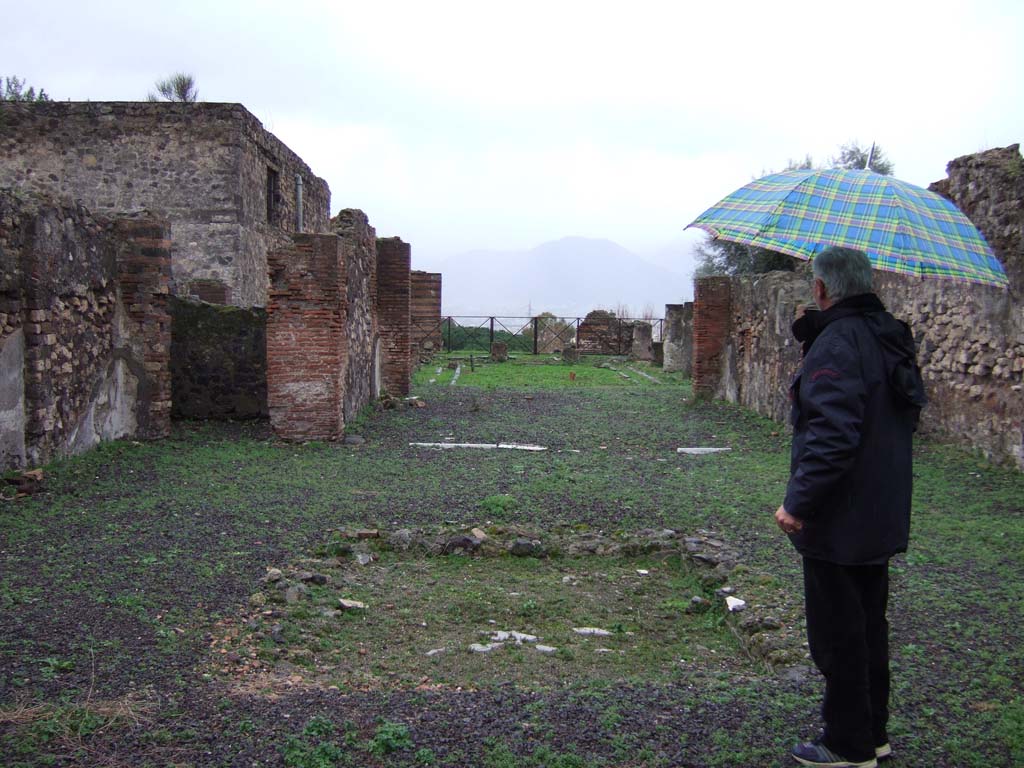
410, 271, 442, 359
376, 237, 411, 396
692, 277, 732, 397
267, 234, 347, 440
112, 215, 173, 439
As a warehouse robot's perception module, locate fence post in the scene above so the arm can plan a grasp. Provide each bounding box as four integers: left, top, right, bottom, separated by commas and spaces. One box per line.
532, 317, 539, 355
489, 317, 495, 347
446, 317, 452, 352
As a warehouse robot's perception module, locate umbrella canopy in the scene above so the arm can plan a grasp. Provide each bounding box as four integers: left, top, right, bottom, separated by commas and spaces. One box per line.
686, 168, 1008, 288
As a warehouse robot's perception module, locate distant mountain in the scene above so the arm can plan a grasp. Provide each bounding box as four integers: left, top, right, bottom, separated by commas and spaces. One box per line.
437, 237, 692, 319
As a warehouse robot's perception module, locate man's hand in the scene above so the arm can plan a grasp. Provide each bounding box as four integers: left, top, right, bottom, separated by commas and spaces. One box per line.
775, 505, 803, 534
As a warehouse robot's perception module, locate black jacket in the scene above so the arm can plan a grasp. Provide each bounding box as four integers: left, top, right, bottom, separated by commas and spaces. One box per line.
784, 294, 925, 565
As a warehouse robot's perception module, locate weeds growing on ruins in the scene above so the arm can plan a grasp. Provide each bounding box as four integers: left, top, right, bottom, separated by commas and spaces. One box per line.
1, 357, 1022, 766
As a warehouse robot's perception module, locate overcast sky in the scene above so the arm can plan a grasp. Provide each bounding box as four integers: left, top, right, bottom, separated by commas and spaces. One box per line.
5, 0, 1022, 280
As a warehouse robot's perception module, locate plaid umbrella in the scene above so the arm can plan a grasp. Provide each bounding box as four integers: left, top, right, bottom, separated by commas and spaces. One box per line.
686, 168, 1008, 287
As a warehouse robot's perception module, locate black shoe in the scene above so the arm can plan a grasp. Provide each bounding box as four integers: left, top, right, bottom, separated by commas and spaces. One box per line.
791, 739, 878, 767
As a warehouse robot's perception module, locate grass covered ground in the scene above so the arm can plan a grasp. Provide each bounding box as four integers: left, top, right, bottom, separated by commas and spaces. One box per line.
1, 356, 1021, 767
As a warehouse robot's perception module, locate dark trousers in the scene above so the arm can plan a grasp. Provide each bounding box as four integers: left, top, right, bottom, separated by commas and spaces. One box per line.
803, 557, 890, 761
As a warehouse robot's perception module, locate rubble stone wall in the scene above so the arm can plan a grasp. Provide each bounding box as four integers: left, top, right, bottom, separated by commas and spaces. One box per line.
929, 145, 1023, 295
334, 210, 380, 422
0, 101, 329, 308
577, 310, 629, 355
376, 237, 412, 396
693, 147, 1023, 467
0, 189, 171, 469
712, 269, 1022, 468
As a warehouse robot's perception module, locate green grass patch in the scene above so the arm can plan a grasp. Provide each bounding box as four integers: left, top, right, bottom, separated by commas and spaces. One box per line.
413, 355, 683, 390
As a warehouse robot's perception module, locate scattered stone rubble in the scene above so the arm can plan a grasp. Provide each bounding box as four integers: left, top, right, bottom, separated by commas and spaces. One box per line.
225, 524, 806, 678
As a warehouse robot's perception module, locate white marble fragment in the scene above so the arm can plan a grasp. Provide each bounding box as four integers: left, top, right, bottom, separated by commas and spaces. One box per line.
469, 642, 504, 653
573, 627, 612, 637
725, 596, 747, 612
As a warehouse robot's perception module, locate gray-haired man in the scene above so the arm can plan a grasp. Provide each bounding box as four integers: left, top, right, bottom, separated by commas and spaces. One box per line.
775, 247, 926, 767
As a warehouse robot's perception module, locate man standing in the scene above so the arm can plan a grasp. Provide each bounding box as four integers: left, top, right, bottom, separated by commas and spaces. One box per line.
775, 247, 926, 768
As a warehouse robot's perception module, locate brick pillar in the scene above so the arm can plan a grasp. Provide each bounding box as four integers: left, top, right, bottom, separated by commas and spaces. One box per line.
267, 234, 348, 440
112, 215, 173, 439
692, 277, 732, 397
376, 237, 411, 396
410, 271, 443, 359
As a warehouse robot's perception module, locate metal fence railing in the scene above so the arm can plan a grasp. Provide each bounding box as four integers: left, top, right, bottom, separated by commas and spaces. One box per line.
413, 315, 664, 356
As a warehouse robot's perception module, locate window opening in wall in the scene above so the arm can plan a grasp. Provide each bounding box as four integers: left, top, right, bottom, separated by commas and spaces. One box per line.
266, 167, 280, 224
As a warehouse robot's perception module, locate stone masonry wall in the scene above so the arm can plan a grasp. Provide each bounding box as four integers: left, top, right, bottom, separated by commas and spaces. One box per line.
929, 145, 1023, 295
694, 146, 1023, 467
376, 237, 412, 397
411, 271, 443, 359
663, 303, 693, 374
714, 268, 1022, 468
170, 297, 267, 420
629, 322, 654, 361
0, 189, 170, 469
717, 271, 810, 419
873, 273, 1022, 467
334, 210, 380, 422
576, 310, 638, 355
0, 101, 330, 308
266, 235, 347, 441
238, 111, 331, 306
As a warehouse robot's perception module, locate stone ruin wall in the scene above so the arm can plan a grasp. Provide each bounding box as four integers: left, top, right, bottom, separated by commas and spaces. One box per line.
265, 214, 397, 441
335, 210, 380, 423
0, 101, 330, 309
694, 145, 1024, 468
0, 190, 171, 470
929, 145, 1023, 295
377, 238, 412, 397
630, 322, 654, 361
237, 109, 330, 306
873, 273, 1022, 467
576, 310, 634, 355
663, 303, 693, 375
169, 298, 268, 420
266, 234, 348, 441
1, 103, 421, 447
411, 270, 443, 360
692, 278, 732, 398
576, 310, 657, 359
